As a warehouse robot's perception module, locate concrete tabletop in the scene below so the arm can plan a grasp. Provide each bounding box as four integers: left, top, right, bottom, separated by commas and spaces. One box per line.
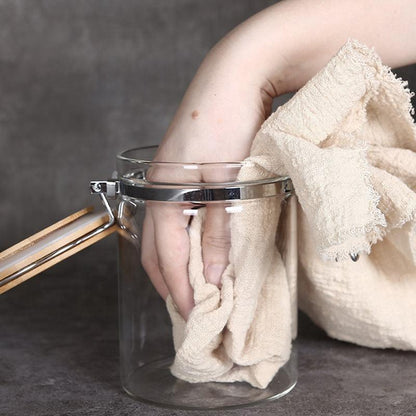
1, 241, 415, 416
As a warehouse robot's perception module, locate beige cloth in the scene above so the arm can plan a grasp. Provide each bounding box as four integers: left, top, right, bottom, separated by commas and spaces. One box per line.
167, 193, 294, 389
167, 39, 416, 389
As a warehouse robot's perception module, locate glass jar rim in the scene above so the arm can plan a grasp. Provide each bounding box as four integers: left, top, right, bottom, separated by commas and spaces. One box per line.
116, 145, 290, 191
117, 145, 252, 168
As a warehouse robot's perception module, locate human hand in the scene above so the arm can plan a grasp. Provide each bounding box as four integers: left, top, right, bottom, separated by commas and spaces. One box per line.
140, 57, 274, 320
141, 0, 416, 320
140, 33, 280, 320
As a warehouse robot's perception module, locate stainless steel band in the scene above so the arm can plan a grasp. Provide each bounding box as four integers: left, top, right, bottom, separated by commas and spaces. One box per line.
88, 178, 360, 262
90, 177, 293, 202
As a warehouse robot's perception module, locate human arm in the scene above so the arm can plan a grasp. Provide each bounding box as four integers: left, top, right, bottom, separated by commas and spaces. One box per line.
142, 0, 416, 319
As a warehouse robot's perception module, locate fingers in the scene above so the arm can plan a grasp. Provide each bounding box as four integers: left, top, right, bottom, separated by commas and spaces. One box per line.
202, 203, 231, 286
141, 211, 169, 300
151, 202, 195, 320
200, 167, 235, 287
140, 162, 234, 320
140, 164, 200, 321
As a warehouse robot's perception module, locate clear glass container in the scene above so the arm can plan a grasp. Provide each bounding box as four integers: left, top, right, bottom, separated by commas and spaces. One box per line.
116, 146, 298, 410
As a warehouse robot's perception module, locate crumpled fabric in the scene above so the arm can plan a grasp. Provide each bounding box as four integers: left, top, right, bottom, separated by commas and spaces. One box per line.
166, 39, 416, 389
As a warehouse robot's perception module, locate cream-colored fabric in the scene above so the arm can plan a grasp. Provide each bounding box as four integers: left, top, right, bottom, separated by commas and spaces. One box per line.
167, 187, 294, 389
167, 39, 416, 389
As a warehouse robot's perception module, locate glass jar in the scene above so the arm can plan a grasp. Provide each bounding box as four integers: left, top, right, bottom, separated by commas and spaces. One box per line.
0, 145, 298, 410
114, 146, 298, 410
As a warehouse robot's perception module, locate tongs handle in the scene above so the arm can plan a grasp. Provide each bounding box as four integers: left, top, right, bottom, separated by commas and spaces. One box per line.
0, 194, 116, 295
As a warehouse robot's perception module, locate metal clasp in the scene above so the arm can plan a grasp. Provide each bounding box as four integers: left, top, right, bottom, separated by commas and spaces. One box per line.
90, 180, 120, 199
88, 179, 119, 232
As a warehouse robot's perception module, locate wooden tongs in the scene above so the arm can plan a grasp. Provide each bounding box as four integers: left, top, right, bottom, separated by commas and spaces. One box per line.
0, 203, 117, 294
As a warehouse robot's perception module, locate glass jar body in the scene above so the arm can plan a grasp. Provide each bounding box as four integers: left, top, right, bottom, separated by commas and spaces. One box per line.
116, 147, 298, 410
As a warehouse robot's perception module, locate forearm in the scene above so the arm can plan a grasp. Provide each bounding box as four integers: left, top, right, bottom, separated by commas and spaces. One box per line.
158, 0, 416, 162
215, 0, 416, 94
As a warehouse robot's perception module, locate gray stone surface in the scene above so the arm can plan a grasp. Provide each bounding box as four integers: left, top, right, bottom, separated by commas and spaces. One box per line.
1, 242, 416, 416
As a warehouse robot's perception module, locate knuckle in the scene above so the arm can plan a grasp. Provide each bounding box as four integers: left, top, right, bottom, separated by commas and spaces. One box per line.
203, 234, 231, 250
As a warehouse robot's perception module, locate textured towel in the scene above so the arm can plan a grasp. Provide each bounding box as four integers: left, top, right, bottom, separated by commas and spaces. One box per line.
167, 191, 296, 389
166, 39, 416, 388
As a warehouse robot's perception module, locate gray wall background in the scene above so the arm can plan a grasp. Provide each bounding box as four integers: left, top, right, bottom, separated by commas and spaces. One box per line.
1, 0, 415, 250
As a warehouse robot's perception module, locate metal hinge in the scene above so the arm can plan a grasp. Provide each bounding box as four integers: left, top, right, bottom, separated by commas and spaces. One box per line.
90, 180, 120, 199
